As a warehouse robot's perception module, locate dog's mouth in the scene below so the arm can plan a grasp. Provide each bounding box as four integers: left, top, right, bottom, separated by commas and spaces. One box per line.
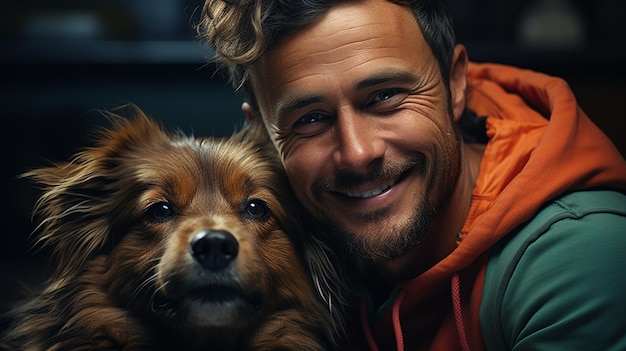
150, 284, 264, 328
151, 286, 262, 309
189, 286, 255, 304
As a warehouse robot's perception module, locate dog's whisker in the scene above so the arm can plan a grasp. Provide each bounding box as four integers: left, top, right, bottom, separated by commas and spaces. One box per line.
129, 268, 160, 308
304, 234, 353, 343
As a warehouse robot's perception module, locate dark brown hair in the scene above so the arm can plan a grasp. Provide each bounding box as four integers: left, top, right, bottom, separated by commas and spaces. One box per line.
197, 0, 456, 109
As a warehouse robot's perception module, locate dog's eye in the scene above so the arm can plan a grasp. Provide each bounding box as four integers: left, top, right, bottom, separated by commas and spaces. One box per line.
242, 199, 270, 221
146, 202, 174, 222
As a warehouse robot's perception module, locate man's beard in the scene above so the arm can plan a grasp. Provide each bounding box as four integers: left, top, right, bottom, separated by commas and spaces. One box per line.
309, 123, 462, 264
316, 146, 460, 264
326, 198, 436, 263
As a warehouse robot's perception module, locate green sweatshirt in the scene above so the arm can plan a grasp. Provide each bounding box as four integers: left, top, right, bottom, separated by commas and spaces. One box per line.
481, 190, 626, 350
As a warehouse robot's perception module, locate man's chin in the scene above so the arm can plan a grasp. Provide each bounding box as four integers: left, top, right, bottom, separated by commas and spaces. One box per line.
323, 202, 435, 263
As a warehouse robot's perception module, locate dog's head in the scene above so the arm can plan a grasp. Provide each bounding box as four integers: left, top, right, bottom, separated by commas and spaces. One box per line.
23, 104, 351, 343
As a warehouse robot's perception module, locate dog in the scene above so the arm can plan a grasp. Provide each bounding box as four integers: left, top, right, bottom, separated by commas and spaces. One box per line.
0, 104, 350, 350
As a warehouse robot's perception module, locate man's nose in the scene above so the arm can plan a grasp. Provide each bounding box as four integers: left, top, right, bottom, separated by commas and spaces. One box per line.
333, 110, 385, 173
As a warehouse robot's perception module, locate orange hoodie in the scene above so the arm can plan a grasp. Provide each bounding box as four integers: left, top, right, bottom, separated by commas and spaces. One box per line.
358, 62, 626, 351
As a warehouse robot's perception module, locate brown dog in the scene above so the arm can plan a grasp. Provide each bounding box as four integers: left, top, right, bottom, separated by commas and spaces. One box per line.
0, 105, 350, 350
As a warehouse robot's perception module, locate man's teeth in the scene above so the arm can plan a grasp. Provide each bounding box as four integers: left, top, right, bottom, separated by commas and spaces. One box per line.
343, 179, 397, 198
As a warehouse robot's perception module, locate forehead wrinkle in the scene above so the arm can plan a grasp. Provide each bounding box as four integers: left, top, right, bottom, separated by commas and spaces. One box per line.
301, 36, 398, 68
279, 9, 405, 65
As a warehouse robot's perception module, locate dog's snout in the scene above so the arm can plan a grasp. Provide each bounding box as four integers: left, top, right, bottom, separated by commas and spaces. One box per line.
190, 230, 239, 271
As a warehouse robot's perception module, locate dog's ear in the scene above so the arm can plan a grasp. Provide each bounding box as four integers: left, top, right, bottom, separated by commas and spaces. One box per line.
22, 104, 168, 279
22, 161, 113, 279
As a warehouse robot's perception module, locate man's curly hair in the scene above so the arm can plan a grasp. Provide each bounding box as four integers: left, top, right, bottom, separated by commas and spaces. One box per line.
197, 0, 455, 110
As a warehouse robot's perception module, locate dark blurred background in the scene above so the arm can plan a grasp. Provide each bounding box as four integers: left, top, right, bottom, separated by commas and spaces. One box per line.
1, 0, 625, 305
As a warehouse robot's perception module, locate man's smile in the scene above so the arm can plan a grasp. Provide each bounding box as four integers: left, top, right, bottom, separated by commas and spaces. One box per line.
340, 178, 398, 199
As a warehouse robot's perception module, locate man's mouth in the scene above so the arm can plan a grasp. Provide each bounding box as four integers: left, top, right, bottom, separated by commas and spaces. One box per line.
340, 178, 399, 199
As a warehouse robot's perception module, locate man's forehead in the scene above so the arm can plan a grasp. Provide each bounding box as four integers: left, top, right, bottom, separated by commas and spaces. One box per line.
248, 0, 425, 115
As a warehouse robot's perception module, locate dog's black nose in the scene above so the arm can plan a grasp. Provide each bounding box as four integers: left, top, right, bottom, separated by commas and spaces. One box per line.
190, 230, 239, 271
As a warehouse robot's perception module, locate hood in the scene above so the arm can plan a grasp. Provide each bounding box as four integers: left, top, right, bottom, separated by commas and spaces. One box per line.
363, 61, 626, 351
401, 61, 626, 292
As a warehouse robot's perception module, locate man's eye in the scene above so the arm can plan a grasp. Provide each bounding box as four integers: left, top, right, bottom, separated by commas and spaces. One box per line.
296, 112, 326, 124
292, 112, 332, 136
369, 88, 405, 105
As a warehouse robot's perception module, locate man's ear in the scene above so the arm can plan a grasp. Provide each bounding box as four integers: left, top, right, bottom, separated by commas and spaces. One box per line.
242, 102, 255, 121
449, 44, 468, 122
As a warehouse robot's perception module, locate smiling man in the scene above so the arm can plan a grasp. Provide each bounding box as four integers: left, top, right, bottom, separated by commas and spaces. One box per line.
251, 2, 469, 272
199, 0, 626, 350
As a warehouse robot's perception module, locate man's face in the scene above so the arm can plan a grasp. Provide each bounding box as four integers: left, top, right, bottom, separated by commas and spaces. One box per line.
250, 0, 462, 262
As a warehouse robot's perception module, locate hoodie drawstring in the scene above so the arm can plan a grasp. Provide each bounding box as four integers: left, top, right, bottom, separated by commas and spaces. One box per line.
391, 289, 407, 351
452, 272, 471, 351
362, 276, 470, 351
361, 288, 408, 351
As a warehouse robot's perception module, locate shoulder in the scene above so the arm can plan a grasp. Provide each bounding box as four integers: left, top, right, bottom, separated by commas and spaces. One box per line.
480, 189, 626, 350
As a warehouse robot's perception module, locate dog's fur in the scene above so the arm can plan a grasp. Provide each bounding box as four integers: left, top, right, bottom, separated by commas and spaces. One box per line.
1, 105, 350, 351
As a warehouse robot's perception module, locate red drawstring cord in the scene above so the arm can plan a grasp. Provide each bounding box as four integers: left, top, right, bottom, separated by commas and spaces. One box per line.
360, 289, 408, 351
362, 276, 469, 351
391, 289, 407, 351
452, 272, 471, 351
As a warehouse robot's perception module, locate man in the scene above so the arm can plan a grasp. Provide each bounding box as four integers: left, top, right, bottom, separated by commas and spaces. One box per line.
198, 0, 626, 349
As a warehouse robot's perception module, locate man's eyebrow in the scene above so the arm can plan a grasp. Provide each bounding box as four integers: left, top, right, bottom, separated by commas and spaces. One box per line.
276, 95, 324, 118
356, 70, 418, 90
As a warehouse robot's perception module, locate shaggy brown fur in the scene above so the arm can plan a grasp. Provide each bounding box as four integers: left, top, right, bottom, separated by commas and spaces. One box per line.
0, 105, 350, 351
